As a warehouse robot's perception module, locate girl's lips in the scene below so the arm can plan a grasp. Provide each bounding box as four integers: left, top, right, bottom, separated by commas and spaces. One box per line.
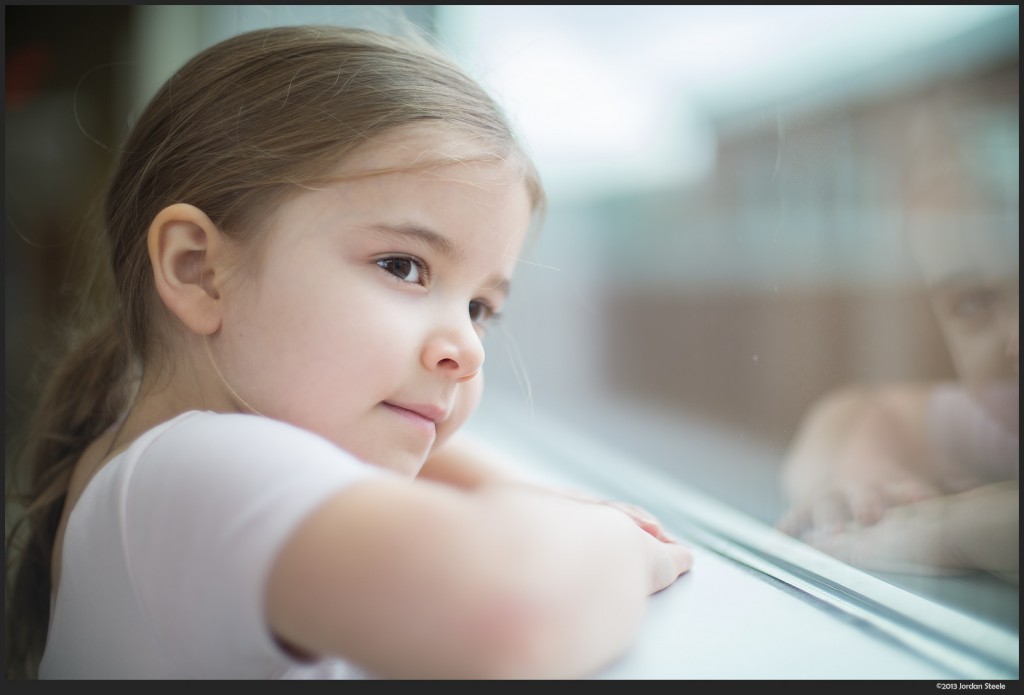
381, 402, 442, 435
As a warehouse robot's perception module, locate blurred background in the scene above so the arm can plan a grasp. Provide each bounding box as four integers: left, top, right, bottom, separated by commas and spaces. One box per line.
5, 5, 1018, 632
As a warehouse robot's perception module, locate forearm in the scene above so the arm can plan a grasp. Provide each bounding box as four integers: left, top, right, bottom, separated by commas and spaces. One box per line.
268, 477, 690, 679
784, 384, 934, 494
803, 480, 1019, 582
419, 430, 533, 489
456, 485, 668, 678
422, 431, 679, 543
940, 480, 1019, 583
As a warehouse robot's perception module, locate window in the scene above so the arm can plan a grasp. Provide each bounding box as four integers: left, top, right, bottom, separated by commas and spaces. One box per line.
435, 3, 1019, 640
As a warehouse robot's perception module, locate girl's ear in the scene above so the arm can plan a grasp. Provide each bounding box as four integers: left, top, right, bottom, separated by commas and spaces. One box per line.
148, 203, 229, 336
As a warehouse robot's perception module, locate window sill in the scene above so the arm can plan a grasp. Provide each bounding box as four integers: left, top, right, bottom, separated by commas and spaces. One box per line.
468, 398, 1019, 680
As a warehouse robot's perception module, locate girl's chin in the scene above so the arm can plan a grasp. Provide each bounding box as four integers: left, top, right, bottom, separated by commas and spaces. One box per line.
340, 440, 429, 478
367, 456, 426, 479
973, 381, 1019, 436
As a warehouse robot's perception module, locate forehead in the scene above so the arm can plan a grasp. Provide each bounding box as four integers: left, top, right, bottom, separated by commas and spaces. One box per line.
908, 221, 1018, 288
259, 123, 534, 267
337, 124, 526, 189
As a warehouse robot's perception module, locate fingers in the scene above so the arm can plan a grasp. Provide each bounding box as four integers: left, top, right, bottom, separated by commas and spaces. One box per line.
649, 538, 694, 593
802, 510, 957, 575
882, 479, 940, 506
775, 502, 811, 536
673, 543, 694, 575
602, 500, 678, 543
777, 493, 854, 539
778, 494, 857, 539
778, 478, 943, 539
606, 503, 693, 594
843, 484, 887, 527
809, 489, 854, 534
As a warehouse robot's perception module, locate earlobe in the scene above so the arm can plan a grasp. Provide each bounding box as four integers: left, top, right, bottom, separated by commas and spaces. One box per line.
148, 203, 227, 336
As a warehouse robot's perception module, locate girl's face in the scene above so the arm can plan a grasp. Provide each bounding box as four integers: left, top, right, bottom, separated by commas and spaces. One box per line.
912, 225, 1019, 435
214, 127, 533, 476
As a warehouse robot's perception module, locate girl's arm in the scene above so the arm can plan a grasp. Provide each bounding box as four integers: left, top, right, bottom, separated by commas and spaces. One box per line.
265, 475, 693, 679
418, 430, 527, 489
421, 430, 678, 542
802, 480, 1018, 584
778, 382, 944, 536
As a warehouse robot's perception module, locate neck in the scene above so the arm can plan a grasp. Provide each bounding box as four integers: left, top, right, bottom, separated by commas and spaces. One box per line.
110, 340, 245, 455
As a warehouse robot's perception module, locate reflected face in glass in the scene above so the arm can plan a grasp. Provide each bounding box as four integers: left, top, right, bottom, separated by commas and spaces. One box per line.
911, 224, 1019, 434
901, 101, 1019, 436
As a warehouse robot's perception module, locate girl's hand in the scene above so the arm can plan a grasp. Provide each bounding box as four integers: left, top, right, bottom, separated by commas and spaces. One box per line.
422, 433, 681, 543
799, 481, 1018, 583
777, 467, 940, 539
505, 482, 680, 543
585, 498, 678, 543
778, 385, 941, 537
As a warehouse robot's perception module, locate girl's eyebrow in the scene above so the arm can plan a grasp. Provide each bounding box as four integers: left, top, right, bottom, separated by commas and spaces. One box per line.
370, 222, 512, 299
370, 223, 463, 262
930, 269, 1014, 294
485, 275, 512, 301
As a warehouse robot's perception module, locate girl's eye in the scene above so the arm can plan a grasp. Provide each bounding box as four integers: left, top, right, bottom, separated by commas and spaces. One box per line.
377, 256, 426, 285
469, 300, 500, 327
948, 288, 997, 322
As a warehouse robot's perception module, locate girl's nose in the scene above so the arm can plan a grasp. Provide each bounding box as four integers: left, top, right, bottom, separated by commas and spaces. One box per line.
1004, 312, 1019, 367
422, 311, 485, 382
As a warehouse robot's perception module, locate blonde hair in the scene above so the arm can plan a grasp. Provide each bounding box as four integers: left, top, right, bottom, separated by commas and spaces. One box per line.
5, 24, 545, 679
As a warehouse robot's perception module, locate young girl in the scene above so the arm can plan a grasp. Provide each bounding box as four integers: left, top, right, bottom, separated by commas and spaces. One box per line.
4, 25, 692, 679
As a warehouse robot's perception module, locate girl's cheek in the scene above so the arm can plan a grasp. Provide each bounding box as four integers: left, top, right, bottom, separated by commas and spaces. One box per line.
436, 374, 484, 450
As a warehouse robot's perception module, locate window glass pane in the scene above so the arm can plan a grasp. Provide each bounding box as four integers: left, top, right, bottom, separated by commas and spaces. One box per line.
435, 4, 1019, 633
